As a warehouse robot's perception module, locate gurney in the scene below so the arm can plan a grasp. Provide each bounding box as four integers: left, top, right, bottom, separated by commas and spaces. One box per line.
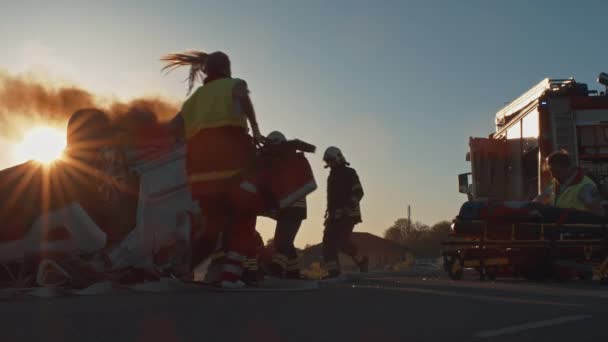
442, 200, 608, 282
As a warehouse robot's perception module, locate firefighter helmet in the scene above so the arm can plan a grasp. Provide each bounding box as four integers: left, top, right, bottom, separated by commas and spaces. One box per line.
266, 131, 287, 145
323, 146, 348, 166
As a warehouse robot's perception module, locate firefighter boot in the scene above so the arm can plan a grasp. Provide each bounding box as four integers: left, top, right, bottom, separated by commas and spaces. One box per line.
242, 257, 261, 286
266, 253, 289, 278
218, 251, 246, 289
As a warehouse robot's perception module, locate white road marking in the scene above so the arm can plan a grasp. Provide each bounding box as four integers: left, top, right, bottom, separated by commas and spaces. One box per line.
475, 315, 592, 339
351, 285, 582, 307
366, 276, 608, 300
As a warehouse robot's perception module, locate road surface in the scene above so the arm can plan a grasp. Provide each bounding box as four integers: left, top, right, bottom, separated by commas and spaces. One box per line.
1, 266, 607, 341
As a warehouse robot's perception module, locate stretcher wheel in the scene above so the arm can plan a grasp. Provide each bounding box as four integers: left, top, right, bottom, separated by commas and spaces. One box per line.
447, 255, 463, 280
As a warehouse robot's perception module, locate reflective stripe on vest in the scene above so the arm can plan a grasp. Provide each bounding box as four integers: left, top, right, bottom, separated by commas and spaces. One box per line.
290, 198, 307, 209
181, 78, 247, 139
550, 175, 596, 211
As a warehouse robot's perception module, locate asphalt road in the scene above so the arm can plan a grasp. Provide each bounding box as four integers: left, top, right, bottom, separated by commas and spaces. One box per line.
2, 267, 607, 342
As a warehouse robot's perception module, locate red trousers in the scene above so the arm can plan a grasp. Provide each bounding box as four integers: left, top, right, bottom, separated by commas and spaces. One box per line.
186, 127, 258, 268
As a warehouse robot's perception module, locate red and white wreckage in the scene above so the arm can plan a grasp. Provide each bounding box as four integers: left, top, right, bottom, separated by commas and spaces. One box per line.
0, 113, 317, 290
443, 73, 608, 283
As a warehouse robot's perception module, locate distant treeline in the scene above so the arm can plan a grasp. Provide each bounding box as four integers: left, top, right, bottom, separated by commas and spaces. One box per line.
383, 219, 451, 258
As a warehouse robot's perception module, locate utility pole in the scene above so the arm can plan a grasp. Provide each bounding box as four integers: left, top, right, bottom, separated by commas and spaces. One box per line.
407, 205, 411, 232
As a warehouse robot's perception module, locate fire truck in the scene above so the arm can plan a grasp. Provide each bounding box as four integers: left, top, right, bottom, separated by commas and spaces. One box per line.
444, 73, 608, 282
461, 74, 608, 201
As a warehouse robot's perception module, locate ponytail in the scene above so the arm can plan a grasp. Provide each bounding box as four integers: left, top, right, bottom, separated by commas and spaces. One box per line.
161, 50, 231, 95
161, 50, 209, 95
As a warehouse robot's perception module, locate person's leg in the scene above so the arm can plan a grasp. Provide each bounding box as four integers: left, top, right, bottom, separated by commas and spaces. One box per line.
186, 127, 256, 287
222, 212, 257, 287
240, 216, 261, 285
322, 221, 340, 277
336, 220, 368, 273
272, 216, 302, 277
268, 218, 289, 276
190, 195, 227, 268
283, 218, 303, 278
336, 220, 356, 256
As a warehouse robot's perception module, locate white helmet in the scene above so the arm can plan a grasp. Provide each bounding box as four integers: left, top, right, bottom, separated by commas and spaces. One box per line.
323, 146, 348, 166
266, 131, 287, 145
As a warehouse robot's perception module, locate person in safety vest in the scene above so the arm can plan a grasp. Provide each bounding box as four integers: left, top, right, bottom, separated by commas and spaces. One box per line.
262, 131, 308, 279
161, 50, 263, 288
534, 150, 604, 216
322, 146, 368, 278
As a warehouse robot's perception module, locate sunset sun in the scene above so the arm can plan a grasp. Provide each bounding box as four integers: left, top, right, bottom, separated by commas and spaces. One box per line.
13, 126, 66, 164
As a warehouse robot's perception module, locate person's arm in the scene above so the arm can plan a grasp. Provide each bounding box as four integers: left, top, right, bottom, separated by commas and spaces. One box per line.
324, 177, 332, 224
579, 184, 605, 216
233, 80, 263, 145
350, 169, 364, 203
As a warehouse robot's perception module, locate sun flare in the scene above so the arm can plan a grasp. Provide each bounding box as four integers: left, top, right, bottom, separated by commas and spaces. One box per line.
13, 126, 66, 164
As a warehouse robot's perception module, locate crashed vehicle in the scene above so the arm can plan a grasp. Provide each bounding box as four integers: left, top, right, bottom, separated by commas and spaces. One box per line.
0, 108, 317, 289
0, 108, 193, 288
444, 75, 608, 283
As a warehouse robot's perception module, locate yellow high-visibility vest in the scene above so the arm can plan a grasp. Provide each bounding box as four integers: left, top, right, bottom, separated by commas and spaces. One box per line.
549, 175, 596, 211
181, 78, 247, 139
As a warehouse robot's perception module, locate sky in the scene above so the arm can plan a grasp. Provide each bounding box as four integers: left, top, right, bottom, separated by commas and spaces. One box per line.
1, 0, 608, 247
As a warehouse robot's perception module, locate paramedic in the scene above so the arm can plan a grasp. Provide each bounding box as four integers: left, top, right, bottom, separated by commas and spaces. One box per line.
162, 50, 262, 288
534, 150, 604, 216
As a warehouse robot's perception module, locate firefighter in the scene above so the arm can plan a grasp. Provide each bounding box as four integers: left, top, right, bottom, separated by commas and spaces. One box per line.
162, 50, 263, 288
263, 131, 308, 279
534, 150, 604, 216
322, 146, 368, 278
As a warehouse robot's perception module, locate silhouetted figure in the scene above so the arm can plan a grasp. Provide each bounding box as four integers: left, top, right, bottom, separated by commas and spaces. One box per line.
161, 50, 263, 288
263, 131, 308, 279
534, 150, 604, 216
321, 147, 368, 278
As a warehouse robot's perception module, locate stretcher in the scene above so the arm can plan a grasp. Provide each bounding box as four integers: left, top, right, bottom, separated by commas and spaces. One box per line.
441, 201, 608, 283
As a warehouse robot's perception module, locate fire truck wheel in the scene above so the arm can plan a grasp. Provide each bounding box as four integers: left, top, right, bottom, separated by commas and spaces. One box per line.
447, 255, 463, 281
485, 268, 497, 281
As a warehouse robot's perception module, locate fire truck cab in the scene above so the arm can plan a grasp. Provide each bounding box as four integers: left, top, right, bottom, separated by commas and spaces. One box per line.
459, 73, 608, 204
